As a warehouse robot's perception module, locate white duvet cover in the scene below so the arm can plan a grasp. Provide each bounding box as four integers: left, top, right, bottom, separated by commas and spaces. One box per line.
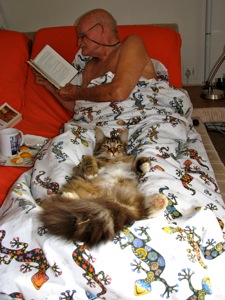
1, 73, 225, 299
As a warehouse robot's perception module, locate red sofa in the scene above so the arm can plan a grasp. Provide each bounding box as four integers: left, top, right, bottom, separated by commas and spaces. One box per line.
3, 25, 225, 300
0, 25, 182, 205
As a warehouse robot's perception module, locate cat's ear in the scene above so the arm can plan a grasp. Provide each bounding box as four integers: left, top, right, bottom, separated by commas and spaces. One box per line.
119, 128, 129, 144
95, 127, 106, 143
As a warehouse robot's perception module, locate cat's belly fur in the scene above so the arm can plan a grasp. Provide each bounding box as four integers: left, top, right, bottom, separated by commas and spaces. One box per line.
96, 161, 137, 188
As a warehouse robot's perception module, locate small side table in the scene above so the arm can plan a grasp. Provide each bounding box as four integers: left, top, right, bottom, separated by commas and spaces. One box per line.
183, 85, 225, 123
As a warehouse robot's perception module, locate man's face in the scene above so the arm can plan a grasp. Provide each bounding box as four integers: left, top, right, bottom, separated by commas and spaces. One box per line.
77, 21, 101, 56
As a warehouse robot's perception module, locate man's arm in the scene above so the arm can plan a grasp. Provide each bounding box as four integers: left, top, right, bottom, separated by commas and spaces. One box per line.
34, 72, 75, 113
57, 35, 156, 102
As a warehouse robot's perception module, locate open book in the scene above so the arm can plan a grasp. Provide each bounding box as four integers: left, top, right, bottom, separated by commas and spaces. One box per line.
27, 44, 78, 89
0, 102, 22, 130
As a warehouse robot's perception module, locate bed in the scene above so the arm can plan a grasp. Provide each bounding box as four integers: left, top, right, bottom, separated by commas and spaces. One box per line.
1, 25, 225, 299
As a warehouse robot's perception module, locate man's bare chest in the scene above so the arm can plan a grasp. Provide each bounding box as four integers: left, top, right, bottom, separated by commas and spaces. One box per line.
82, 50, 120, 87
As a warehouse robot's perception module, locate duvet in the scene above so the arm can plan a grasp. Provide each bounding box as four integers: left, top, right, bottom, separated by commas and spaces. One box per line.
1, 73, 225, 299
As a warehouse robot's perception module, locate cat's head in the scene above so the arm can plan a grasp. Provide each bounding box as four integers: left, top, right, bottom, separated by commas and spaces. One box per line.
94, 128, 129, 159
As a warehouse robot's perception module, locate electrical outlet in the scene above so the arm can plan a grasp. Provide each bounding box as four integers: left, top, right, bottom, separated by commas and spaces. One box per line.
183, 65, 197, 81
188, 66, 197, 79
190, 66, 197, 79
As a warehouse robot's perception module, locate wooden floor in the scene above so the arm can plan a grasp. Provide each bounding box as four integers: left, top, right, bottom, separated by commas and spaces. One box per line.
208, 129, 225, 165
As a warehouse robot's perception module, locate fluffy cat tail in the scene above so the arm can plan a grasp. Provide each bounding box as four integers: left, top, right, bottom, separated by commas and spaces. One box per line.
39, 195, 141, 247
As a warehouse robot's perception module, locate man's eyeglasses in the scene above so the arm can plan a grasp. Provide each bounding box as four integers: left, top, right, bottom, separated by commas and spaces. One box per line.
77, 22, 120, 47
77, 23, 101, 41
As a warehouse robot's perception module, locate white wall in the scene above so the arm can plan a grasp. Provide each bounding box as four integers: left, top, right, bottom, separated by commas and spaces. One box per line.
1, 0, 225, 86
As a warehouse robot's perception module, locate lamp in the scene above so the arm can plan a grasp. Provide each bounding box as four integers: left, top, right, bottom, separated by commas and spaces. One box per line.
201, 46, 225, 100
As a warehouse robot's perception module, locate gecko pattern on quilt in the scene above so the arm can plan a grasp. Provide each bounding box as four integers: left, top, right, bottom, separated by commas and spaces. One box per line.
1, 56, 225, 299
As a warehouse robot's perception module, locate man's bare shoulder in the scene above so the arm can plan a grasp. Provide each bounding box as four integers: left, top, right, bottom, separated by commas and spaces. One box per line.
119, 34, 147, 56
118, 34, 148, 61
122, 34, 145, 46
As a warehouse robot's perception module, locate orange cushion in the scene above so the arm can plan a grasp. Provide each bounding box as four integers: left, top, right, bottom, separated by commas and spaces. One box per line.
20, 26, 76, 137
0, 30, 30, 112
0, 30, 72, 205
31, 26, 77, 62
0, 31, 31, 205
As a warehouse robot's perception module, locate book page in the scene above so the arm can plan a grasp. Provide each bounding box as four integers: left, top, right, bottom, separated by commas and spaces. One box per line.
30, 45, 78, 88
27, 60, 60, 88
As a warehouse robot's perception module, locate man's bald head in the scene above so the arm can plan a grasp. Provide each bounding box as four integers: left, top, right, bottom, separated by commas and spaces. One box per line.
76, 9, 118, 34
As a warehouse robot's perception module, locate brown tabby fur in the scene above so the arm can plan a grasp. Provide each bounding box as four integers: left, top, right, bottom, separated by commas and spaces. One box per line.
39, 128, 168, 247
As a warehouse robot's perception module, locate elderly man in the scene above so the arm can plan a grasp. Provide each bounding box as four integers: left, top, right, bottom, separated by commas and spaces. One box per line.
35, 9, 157, 112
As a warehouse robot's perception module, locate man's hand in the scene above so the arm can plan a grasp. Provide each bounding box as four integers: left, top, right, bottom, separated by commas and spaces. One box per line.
35, 72, 47, 86
32, 70, 75, 113
34, 71, 50, 88
57, 84, 78, 102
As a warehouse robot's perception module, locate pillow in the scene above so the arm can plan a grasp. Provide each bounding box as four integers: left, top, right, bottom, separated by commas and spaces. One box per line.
0, 30, 30, 112
151, 59, 169, 82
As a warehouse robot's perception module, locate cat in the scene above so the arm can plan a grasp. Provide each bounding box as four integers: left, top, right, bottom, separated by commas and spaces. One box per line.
39, 128, 168, 247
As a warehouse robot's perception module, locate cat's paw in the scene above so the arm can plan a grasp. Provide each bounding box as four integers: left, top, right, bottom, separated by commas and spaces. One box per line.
81, 155, 98, 178
86, 174, 98, 180
135, 157, 151, 175
151, 194, 168, 210
61, 191, 79, 199
140, 162, 151, 174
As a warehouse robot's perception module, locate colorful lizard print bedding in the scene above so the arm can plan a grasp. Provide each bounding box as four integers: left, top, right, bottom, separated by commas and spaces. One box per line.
1, 72, 225, 299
